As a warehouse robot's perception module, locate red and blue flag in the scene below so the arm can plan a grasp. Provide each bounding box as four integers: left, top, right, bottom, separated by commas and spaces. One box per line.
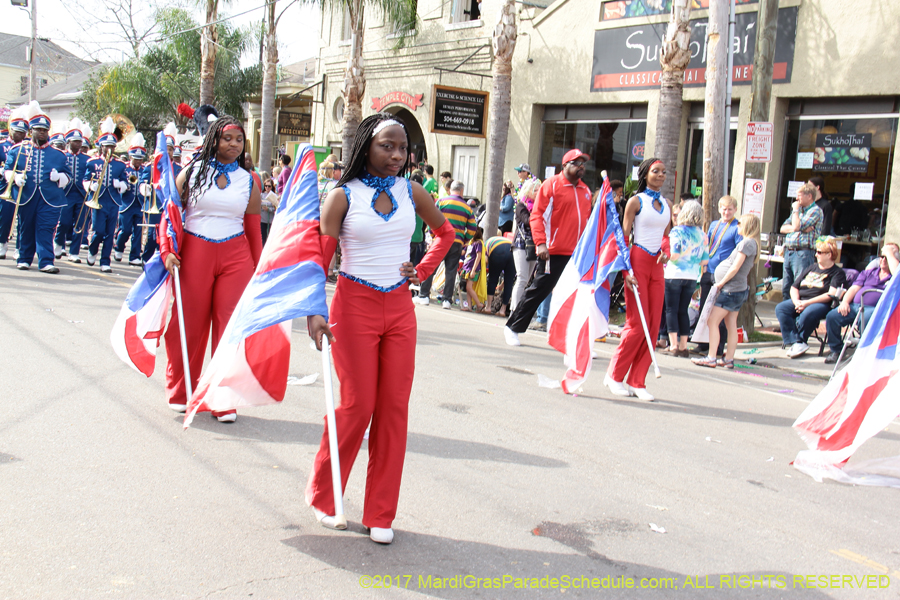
793, 273, 900, 484
547, 175, 631, 393
185, 144, 328, 427
110, 131, 181, 375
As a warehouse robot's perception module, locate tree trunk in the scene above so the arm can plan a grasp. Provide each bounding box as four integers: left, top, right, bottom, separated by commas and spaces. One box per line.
341, 0, 366, 158
654, 0, 692, 201
701, 0, 728, 229
259, 0, 278, 174
738, 0, 779, 334
482, 0, 517, 237
199, 0, 219, 107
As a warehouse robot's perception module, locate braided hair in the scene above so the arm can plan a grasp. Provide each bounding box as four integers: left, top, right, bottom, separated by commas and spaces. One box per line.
181, 115, 247, 206
632, 156, 664, 198
335, 112, 410, 188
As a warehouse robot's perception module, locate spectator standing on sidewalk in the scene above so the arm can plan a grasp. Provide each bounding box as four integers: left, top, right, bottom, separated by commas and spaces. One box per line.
511, 179, 538, 311
414, 180, 476, 308
779, 183, 823, 300
503, 149, 592, 346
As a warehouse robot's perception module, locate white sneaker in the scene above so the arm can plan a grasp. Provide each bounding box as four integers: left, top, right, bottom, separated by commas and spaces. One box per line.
86, 253, 97, 266
603, 374, 633, 397
442, 300, 451, 310
413, 296, 429, 306
215, 412, 236, 423
503, 326, 521, 346
54, 243, 64, 258
67, 253, 81, 263
0, 242, 6, 259
787, 342, 809, 358
16, 262, 29, 270
314, 508, 348, 530
100, 265, 112, 273
168, 403, 187, 413
631, 387, 655, 401
369, 527, 394, 544
113, 251, 123, 262
129, 258, 142, 266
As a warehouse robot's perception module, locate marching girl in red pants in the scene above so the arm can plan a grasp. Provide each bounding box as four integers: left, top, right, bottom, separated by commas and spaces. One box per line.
306, 113, 455, 545
605, 157, 671, 401
160, 116, 263, 422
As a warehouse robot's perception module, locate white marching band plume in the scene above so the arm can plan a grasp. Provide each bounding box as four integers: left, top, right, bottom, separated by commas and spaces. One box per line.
67, 117, 83, 133
100, 116, 116, 135
23, 100, 41, 121
50, 119, 67, 137
164, 122, 178, 138
130, 132, 146, 149
81, 121, 93, 140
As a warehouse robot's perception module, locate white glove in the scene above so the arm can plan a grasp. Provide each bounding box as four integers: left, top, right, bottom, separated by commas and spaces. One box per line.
85, 180, 98, 192
113, 179, 127, 193
139, 183, 152, 197
56, 173, 70, 189
5, 170, 14, 183
15, 173, 26, 187
50, 168, 61, 182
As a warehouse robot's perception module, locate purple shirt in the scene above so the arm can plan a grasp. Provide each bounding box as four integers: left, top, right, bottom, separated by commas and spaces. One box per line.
277, 164, 292, 194
851, 267, 892, 306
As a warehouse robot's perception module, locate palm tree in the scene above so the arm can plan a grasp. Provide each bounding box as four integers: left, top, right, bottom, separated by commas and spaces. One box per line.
304, 0, 418, 154
259, 0, 293, 174
200, 0, 220, 106
653, 0, 692, 201
482, 0, 517, 238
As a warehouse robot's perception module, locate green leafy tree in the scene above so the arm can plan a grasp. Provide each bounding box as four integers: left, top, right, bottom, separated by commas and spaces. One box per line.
75, 7, 260, 149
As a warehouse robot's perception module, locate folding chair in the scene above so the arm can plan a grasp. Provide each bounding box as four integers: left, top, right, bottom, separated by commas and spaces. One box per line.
829, 288, 884, 379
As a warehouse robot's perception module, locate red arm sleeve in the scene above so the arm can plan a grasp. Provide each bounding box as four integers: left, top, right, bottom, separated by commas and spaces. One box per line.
530, 180, 550, 247
157, 220, 178, 263
415, 220, 455, 282
319, 234, 338, 274
243, 213, 263, 267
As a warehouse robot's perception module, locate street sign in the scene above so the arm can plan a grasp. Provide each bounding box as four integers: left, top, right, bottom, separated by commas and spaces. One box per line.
430, 85, 489, 138
746, 121, 774, 163
743, 178, 765, 216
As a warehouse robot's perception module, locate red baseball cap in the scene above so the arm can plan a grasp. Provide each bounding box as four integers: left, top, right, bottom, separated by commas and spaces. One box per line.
562, 149, 590, 165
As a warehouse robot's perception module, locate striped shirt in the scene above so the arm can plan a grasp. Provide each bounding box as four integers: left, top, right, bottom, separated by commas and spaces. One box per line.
436, 195, 476, 246
782, 203, 823, 250
486, 236, 511, 256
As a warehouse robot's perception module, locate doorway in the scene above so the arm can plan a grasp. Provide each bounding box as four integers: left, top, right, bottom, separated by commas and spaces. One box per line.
386, 107, 428, 170
452, 146, 479, 200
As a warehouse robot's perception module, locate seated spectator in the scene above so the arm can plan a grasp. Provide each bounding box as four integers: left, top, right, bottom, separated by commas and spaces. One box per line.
775, 238, 846, 359
823, 242, 898, 363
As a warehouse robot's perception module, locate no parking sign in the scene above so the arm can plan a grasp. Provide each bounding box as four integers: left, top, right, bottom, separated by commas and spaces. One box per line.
743, 178, 765, 216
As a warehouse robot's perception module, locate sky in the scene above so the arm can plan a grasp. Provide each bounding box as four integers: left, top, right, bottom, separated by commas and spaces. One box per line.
1, 0, 321, 68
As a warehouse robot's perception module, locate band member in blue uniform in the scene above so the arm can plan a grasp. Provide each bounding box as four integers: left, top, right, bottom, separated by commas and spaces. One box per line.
0, 107, 30, 260
54, 119, 91, 262
114, 133, 148, 266
2, 102, 72, 273
83, 117, 128, 273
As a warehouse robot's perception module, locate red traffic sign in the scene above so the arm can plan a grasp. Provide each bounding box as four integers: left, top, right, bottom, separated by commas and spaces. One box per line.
747, 121, 773, 163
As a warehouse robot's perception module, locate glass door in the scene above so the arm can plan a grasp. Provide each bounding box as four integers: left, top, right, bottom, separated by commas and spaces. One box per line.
682, 121, 739, 200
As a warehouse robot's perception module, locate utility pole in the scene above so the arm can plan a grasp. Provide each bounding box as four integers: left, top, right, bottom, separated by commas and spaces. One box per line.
722, 0, 736, 197
29, 0, 38, 102
738, 0, 779, 334
701, 0, 728, 227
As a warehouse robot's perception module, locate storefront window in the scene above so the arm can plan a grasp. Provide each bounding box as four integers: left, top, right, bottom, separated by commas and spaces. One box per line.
539, 120, 647, 194
778, 116, 897, 268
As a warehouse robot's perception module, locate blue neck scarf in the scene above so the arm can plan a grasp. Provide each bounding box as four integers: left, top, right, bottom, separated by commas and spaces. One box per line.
209, 159, 239, 188
359, 171, 398, 221
643, 188, 664, 213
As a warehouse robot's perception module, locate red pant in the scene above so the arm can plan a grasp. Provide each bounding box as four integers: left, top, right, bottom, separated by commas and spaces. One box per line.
608, 246, 665, 389
306, 277, 417, 528
165, 234, 254, 411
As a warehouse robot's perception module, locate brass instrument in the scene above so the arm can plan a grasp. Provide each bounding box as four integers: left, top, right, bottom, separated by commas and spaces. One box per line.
1, 142, 28, 202
128, 173, 139, 185
85, 149, 112, 211
5, 143, 34, 241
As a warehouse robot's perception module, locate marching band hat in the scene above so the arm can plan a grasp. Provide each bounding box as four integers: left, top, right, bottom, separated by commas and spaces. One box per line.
96, 116, 119, 146
164, 122, 177, 147
65, 117, 85, 142
173, 145, 182, 158
8, 107, 29, 133
128, 132, 147, 160
25, 100, 50, 130
0, 129, 8, 140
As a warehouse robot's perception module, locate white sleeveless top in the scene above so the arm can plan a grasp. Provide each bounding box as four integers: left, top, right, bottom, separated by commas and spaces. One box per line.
339, 176, 416, 289
183, 164, 252, 241
632, 191, 670, 254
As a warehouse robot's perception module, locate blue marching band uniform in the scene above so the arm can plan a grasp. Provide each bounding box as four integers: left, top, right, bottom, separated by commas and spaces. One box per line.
54, 121, 91, 262
0, 110, 30, 259
114, 134, 150, 266
83, 124, 128, 273
2, 106, 72, 273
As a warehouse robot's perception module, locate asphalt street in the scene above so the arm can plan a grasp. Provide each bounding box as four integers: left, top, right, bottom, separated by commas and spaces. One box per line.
1, 257, 899, 600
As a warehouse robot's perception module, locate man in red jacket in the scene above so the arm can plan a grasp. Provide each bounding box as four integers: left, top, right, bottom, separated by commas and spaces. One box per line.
504, 149, 592, 346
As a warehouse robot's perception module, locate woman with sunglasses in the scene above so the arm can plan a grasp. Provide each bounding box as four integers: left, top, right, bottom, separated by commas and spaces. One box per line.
773, 238, 845, 359
260, 177, 280, 243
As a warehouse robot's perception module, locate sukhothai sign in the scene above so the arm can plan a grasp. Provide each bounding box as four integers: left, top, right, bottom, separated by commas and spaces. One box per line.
371, 91, 424, 112
813, 133, 871, 173
430, 85, 489, 138
590, 6, 797, 92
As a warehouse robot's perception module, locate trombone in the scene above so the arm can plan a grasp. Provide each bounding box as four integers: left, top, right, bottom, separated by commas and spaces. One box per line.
3, 143, 34, 241
73, 148, 112, 236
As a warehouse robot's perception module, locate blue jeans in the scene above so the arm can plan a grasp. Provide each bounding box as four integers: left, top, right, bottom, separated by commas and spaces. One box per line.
536, 293, 551, 324
775, 299, 830, 345
782, 248, 815, 301
825, 303, 875, 354
665, 278, 696, 337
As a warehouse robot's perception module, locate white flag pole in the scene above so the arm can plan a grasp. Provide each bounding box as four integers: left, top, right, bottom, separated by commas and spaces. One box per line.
629, 271, 662, 379
172, 267, 194, 400
321, 336, 347, 528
